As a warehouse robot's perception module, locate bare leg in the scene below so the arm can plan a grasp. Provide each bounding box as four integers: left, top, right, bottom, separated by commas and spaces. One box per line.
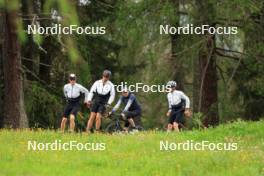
69, 114, 75, 132
127, 118, 136, 128
167, 124, 173, 132
95, 113, 102, 131
60, 117, 67, 132
87, 112, 96, 132
123, 127, 129, 132
173, 122, 179, 132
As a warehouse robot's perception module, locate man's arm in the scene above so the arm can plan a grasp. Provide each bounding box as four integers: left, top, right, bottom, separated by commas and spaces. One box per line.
166, 94, 172, 117
180, 91, 191, 117
87, 81, 97, 102
123, 95, 134, 112
107, 83, 115, 105
78, 84, 89, 103
180, 91, 190, 109
63, 85, 68, 98
167, 94, 172, 112
112, 97, 122, 112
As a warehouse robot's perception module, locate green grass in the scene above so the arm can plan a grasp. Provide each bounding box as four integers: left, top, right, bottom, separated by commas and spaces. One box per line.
0, 120, 264, 176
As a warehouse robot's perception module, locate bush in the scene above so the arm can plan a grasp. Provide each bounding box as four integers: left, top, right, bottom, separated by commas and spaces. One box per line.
24, 81, 63, 129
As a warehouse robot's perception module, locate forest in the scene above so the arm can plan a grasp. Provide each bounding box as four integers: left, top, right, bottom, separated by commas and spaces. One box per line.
0, 0, 264, 130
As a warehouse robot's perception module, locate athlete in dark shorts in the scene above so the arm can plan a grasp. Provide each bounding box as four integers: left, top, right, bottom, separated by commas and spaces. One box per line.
61, 74, 89, 132
166, 81, 191, 132
86, 70, 115, 133
168, 101, 185, 125
110, 87, 142, 131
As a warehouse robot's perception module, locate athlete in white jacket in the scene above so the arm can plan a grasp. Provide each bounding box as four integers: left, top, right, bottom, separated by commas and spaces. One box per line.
166, 81, 191, 132
61, 73, 89, 132
86, 70, 115, 132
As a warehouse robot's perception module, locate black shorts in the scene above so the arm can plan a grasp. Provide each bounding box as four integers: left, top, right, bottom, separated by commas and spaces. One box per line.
168, 108, 184, 124
124, 110, 141, 127
123, 110, 141, 119
91, 101, 106, 114
63, 101, 80, 117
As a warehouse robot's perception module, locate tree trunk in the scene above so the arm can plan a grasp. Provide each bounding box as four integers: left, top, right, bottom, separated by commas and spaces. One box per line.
2, 8, 28, 128
170, 0, 185, 90
0, 7, 4, 127
171, 33, 185, 90
39, 0, 52, 84
194, 1, 219, 127
21, 0, 40, 80
193, 49, 200, 113
198, 36, 219, 126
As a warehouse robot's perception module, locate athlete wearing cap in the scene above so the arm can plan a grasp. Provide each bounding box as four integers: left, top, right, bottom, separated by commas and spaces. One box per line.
60, 73, 89, 132
166, 80, 191, 132
109, 87, 142, 131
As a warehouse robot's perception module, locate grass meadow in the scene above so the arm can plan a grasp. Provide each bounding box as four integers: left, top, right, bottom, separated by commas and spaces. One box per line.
0, 120, 264, 176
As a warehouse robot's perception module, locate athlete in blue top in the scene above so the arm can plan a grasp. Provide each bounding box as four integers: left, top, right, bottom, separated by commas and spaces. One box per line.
110, 87, 141, 130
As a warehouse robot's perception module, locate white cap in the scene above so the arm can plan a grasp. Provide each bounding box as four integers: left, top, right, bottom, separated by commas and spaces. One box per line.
69, 73, 76, 80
